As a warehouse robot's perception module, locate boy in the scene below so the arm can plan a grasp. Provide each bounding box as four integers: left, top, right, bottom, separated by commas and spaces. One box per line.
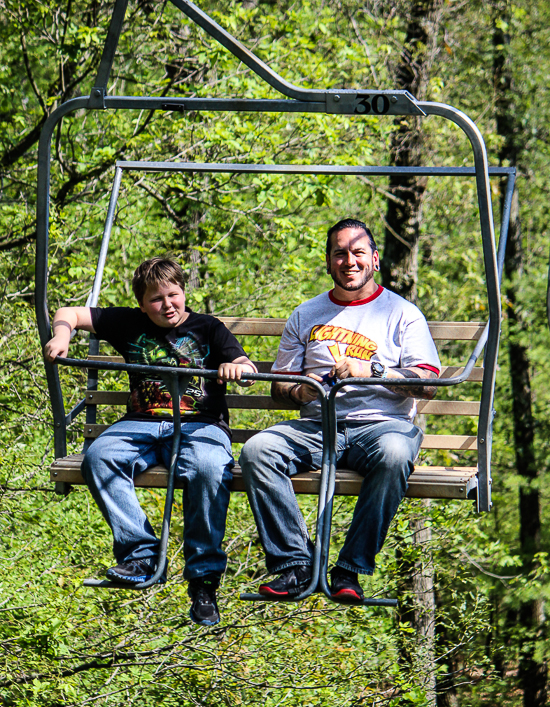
44, 257, 257, 626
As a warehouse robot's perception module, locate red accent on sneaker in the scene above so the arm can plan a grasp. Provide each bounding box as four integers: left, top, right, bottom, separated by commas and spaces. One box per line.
331, 587, 362, 600
259, 584, 290, 597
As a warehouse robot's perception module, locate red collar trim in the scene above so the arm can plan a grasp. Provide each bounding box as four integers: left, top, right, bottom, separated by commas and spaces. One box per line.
328, 285, 384, 307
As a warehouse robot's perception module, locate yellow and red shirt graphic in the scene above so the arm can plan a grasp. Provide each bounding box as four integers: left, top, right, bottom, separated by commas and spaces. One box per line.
309, 324, 378, 362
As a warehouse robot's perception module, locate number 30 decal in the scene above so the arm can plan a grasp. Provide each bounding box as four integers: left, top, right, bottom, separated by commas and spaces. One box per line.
354, 94, 391, 115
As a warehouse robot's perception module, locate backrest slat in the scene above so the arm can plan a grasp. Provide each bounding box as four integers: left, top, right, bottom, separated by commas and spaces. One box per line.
82, 425, 477, 450
84, 390, 479, 416
218, 318, 487, 340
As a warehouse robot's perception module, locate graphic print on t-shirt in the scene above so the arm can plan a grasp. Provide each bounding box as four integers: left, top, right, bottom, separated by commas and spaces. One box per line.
309, 324, 378, 362
127, 330, 208, 416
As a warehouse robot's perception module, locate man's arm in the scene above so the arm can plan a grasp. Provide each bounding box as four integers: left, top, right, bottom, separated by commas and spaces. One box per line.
332, 358, 438, 400
43, 307, 95, 363
271, 375, 323, 406
379, 367, 438, 400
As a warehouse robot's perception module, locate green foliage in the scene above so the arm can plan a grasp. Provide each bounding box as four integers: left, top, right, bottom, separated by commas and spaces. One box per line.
1, 0, 550, 704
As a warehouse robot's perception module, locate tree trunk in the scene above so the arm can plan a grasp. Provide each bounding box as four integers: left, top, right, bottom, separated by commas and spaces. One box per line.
381, 0, 442, 302
380, 3, 443, 705
396, 498, 437, 705
493, 3, 547, 705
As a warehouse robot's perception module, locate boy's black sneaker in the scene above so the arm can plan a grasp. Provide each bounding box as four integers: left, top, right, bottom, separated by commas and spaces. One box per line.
188, 575, 220, 626
259, 565, 312, 597
106, 559, 164, 585
330, 566, 364, 602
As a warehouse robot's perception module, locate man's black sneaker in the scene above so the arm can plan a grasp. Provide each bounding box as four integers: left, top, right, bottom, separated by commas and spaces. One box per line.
106, 559, 164, 585
188, 575, 220, 626
330, 566, 364, 602
259, 565, 312, 597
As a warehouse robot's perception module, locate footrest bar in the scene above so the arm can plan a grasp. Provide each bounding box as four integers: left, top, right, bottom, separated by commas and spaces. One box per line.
359, 597, 398, 607
239, 591, 397, 606
83, 578, 166, 589
239, 592, 302, 602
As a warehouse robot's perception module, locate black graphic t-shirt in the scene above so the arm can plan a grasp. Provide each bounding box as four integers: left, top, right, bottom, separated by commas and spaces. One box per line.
91, 307, 246, 436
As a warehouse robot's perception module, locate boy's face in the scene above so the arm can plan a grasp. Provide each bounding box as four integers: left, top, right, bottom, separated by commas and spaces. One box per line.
139, 281, 188, 328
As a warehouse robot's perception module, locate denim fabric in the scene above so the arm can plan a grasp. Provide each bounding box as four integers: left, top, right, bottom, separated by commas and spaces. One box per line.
239, 418, 423, 575
81, 419, 234, 579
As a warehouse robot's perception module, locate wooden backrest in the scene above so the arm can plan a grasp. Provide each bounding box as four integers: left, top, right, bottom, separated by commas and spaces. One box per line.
81, 318, 485, 464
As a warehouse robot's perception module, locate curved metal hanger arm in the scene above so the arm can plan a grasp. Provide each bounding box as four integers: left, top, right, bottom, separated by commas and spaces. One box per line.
169, 0, 322, 102
168, 0, 423, 116
418, 101, 500, 513
88, 0, 130, 108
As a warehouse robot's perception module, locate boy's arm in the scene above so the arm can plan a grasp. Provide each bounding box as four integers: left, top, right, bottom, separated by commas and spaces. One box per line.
217, 356, 257, 387
44, 307, 96, 363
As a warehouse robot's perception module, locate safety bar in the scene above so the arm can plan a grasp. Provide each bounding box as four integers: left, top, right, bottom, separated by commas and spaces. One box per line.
83, 373, 189, 589
54, 354, 482, 604
55, 357, 328, 597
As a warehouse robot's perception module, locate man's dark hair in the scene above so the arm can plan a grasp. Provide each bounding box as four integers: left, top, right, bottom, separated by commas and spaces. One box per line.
326, 219, 377, 258
132, 257, 186, 303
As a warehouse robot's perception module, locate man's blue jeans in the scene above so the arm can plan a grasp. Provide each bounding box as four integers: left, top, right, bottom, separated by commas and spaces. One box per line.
81, 419, 234, 579
239, 418, 423, 576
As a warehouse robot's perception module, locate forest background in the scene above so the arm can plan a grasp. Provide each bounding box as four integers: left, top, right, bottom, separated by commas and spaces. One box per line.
1, 0, 549, 705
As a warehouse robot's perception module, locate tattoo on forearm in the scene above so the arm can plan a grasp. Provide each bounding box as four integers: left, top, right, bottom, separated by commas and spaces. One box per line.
272, 382, 300, 405
384, 369, 437, 399
396, 369, 421, 380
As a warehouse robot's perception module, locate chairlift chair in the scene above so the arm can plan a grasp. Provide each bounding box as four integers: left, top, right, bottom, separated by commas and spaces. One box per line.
35, 0, 515, 605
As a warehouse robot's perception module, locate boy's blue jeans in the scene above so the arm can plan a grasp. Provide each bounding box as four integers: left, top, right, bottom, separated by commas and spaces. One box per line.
81, 419, 234, 579
239, 418, 423, 576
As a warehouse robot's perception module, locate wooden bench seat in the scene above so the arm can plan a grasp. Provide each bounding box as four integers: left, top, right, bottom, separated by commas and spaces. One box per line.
50, 318, 485, 503
51, 455, 478, 500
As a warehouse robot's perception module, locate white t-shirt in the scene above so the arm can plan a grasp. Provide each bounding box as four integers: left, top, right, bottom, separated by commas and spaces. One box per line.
272, 285, 441, 423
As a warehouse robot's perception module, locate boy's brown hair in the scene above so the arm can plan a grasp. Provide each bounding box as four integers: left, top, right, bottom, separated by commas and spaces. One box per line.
132, 257, 186, 303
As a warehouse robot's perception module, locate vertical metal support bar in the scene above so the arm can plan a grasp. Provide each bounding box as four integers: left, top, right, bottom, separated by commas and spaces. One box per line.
420, 102, 500, 512
35, 98, 89, 460
86, 166, 124, 307
82, 335, 101, 453
88, 0, 130, 108
497, 171, 516, 283
240, 377, 327, 602
472, 152, 499, 513
318, 382, 398, 607
477, 170, 515, 508
307, 390, 331, 596
318, 387, 339, 597
82, 166, 124, 451
138, 373, 186, 589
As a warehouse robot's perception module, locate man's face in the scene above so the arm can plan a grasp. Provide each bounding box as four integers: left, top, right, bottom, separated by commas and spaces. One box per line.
139, 281, 187, 328
326, 227, 379, 294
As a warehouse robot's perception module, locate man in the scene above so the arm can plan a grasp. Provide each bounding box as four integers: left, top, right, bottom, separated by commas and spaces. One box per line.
239, 218, 440, 601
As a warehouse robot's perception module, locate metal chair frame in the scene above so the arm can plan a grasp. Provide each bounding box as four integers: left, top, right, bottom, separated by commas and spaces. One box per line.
35, 0, 516, 604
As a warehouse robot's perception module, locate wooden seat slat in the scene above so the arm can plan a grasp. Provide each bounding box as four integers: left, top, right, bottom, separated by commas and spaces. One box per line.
83, 391, 480, 416
425, 322, 485, 340
81, 424, 477, 451
84, 319, 485, 342
50, 455, 477, 500
216, 318, 486, 341
416, 400, 479, 415
218, 318, 287, 336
